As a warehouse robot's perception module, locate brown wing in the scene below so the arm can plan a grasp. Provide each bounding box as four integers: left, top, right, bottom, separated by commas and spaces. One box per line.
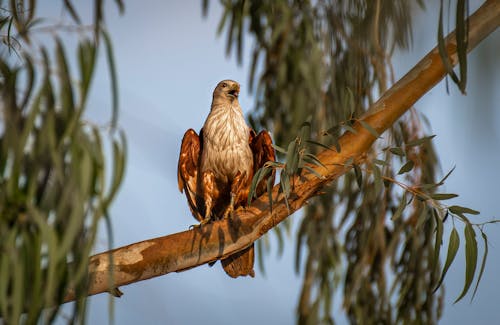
177, 128, 204, 221
249, 129, 276, 197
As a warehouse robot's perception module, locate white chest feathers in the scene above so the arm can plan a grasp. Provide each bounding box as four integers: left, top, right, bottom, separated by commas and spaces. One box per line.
201, 104, 253, 180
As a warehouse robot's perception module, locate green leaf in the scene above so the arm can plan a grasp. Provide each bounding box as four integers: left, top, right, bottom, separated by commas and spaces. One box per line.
343, 124, 357, 134
267, 176, 274, 212
55, 37, 75, 114
434, 227, 460, 292
359, 120, 380, 138
353, 164, 362, 189
306, 140, 334, 152
248, 166, 271, 205
303, 153, 326, 169
272, 144, 287, 154
303, 165, 325, 179
471, 231, 488, 301
433, 209, 444, 269
392, 192, 407, 221
285, 138, 298, 174
449, 205, 480, 215
102, 28, 119, 130
431, 193, 458, 200
454, 223, 477, 303
389, 147, 405, 156
406, 135, 436, 147
437, 166, 456, 185
398, 160, 414, 175
373, 158, 388, 166
373, 164, 382, 194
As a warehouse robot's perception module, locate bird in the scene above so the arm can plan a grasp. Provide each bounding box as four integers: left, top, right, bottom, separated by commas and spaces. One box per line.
177, 79, 275, 278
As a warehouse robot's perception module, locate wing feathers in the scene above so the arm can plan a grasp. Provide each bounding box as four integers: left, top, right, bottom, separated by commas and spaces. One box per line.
177, 129, 203, 220
249, 130, 276, 197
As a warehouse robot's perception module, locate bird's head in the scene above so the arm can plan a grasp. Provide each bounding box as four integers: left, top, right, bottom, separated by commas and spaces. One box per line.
212, 80, 240, 104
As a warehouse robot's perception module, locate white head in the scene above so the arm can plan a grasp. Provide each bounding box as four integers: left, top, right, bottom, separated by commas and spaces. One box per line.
211, 80, 240, 107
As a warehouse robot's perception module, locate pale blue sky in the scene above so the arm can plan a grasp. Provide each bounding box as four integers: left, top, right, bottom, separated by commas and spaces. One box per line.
44, 1, 500, 324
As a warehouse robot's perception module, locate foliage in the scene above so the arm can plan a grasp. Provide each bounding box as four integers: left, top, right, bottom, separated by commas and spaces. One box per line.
0, 1, 124, 323
211, 0, 492, 324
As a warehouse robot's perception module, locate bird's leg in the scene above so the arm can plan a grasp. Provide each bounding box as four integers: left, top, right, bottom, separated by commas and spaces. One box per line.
193, 171, 216, 227
223, 171, 246, 220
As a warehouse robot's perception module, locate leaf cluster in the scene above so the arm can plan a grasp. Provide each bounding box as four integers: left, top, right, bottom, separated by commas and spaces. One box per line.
211, 0, 490, 323
0, 1, 125, 323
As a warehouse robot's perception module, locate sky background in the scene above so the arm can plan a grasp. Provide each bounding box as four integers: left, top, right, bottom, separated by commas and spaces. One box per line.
41, 1, 500, 324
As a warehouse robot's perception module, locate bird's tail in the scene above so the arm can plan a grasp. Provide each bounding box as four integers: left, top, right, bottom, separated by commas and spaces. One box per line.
221, 243, 255, 278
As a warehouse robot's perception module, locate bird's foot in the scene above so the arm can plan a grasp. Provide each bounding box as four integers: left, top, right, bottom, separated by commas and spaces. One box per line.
189, 216, 211, 229
223, 193, 236, 220
223, 205, 234, 220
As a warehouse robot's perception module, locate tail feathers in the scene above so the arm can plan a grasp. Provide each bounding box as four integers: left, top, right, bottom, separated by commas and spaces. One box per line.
221, 244, 255, 278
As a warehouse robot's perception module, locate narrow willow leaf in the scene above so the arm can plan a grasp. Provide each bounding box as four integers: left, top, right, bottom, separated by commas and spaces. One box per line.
303, 153, 326, 168
325, 125, 340, 136
449, 205, 480, 215
267, 176, 273, 212
280, 170, 290, 198
306, 140, 334, 152
434, 227, 460, 292
433, 209, 444, 269
343, 124, 357, 134
105, 130, 127, 205
359, 120, 380, 138
275, 225, 284, 257
248, 166, 270, 204
455, 0, 468, 94
437, 0, 460, 88
389, 147, 405, 156
437, 166, 456, 185
272, 144, 287, 154
63, 0, 82, 24
373, 164, 382, 194
102, 28, 119, 130
398, 160, 414, 175
55, 37, 74, 114
471, 231, 488, 301
454, 223, 478, 303
303, 165, 325, 179
392, 192, 407, 221
406, 135, 436, 147
285, 138, 298, 174
373, 158, 388, 166
353, 164, 362, 189
431, 193, 458, 200
256, 239, 266, 275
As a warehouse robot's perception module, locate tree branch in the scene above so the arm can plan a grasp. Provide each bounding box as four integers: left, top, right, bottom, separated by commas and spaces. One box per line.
64, 0, 499, 303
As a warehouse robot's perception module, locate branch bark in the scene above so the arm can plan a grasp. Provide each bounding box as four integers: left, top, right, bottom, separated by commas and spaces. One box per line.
65, 0, 499, 303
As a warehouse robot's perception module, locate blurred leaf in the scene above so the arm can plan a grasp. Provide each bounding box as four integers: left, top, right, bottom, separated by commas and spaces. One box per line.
406, 135, 436, 147
431, 193, 458, 200
353, 164, 362, 189
389, 147, 405, 156
433, 209, 444, 269
398, 160, 414, 175
63, 0, 82, 24
392, 192, 407, 221
359, 120, 380, 138
102, 28, 119, 131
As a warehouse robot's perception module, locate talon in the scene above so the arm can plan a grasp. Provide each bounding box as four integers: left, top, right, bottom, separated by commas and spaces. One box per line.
223, 193, 236, 219
190, 215, 211, 229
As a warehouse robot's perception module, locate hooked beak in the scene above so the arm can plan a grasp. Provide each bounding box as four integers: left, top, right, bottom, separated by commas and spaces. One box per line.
228, 84, 240, 98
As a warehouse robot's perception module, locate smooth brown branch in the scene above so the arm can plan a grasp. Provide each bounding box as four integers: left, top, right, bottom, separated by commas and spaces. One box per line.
64, 0, 499, 303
